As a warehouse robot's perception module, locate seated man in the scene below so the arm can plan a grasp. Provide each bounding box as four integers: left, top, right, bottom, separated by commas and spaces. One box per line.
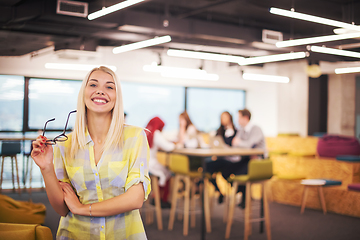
231, 108, 267, 208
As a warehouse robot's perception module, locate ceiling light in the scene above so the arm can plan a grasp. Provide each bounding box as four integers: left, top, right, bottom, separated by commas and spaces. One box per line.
143, 63, 219, 81
310, 46, 360, 58
270, 7, 360, 31
335, 67, 360, 74
167, 49, 244, 63
113, 35, 171, 54
239, 52, 306, 65
88, 0, 145, 20
276, 32, 360, 48
243, 73, 289, 83
45, 63, 117, 72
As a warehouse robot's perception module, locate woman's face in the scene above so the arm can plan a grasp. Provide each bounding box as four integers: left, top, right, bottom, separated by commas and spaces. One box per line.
179, 116, 187, 128
221, 113, 231, 126
84, 70, 116, 115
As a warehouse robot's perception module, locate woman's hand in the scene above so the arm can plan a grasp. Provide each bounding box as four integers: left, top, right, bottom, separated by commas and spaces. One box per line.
31, 135, 54, 172
60, 182, 85, 216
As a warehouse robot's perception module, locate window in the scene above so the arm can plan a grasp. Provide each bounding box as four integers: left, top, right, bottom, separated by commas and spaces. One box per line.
28, 78, 81, 133
121, 82, 185, 131
186, 87, 246, 132
0, 75, 24, 131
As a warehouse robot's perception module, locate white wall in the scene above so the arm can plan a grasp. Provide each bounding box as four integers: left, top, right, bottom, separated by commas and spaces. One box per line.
0, 47, 311, 137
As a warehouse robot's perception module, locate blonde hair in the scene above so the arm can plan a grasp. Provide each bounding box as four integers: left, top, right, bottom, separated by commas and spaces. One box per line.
69, 66, 124, 158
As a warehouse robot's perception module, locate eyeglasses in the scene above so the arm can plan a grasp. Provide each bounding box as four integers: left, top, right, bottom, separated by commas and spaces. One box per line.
42, 110, 77, 145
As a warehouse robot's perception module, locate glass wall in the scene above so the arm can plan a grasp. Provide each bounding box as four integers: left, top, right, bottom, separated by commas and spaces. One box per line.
122, 82, 185, 131
187, 87, 246, 132
28, 78, 81, 133
0, 75, 24, 131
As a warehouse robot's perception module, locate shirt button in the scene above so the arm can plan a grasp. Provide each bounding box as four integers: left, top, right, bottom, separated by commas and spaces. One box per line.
95, 173, 98, 176
101, 226, 104, 229
141, 163, 144, 166
99, 198, 103, 201
97, 186, 100, 189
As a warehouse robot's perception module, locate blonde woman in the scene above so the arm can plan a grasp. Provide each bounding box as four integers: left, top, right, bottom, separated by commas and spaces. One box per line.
31, 66, 151, 239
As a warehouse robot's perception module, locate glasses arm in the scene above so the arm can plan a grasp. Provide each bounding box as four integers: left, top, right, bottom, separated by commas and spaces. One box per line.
42, 118, 55, 136
62, 110, 77, 134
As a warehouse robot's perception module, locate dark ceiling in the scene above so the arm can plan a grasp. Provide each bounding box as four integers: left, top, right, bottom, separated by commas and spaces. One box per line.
1, 0, 360, 62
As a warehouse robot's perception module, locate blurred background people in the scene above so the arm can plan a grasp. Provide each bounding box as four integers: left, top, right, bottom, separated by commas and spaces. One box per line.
216, 111, 237, 146
145, 117, 175, 208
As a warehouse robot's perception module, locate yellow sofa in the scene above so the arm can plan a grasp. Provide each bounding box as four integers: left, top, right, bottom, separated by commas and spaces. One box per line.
0, 223, 52, 240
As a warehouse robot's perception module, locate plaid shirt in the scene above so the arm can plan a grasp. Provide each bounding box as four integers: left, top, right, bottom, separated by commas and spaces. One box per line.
54, 125, 151, 240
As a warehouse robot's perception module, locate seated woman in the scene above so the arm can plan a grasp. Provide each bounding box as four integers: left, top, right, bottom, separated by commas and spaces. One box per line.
145, 117, 175, 208
207, 111, 239, 204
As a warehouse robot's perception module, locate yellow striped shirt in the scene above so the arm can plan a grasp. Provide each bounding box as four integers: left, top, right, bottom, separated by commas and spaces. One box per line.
54, 125, 151, 240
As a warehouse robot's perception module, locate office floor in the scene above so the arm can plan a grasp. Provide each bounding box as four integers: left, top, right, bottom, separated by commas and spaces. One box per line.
4, 189, 360, 240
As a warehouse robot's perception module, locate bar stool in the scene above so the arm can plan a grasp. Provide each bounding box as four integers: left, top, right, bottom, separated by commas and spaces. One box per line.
0, 141, 22, 195
168, 153, 211, 236
225, 159, 273, 240
143, 174, 163, 230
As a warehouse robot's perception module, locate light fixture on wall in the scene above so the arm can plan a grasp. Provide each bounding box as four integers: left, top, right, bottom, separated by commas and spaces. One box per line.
239, 52, 307, 65
45, 63, 117, 71
113, 35, 171, 54
276, 32, 360, 48
167, 49, 244, 63
88, 0, 145, 20
335, 66, 360, 74
310, 45, 360, 59
242, 73, 290, 83
143, 62, 219, 81
269, 7, 360, 31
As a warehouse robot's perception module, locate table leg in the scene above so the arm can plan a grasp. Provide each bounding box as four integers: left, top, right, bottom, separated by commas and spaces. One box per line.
201, 156, 206, 240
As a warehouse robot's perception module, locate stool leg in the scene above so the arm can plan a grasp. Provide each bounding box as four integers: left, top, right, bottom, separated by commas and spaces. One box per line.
0, 156, 5, 193
223, 183, 230, 223
11, 157, 15, 191
14, 156, 21, 195
152, 176, 163, 230
190, 180, 196, 228
168, 175, 180, 230
183, 176, 191, 236
225, 181, 238, 239
263, 182, 271, 240
204, 178, 211, 233
300, 186, 309, 214
318, 186, 327, 215
244, 182, 251, 240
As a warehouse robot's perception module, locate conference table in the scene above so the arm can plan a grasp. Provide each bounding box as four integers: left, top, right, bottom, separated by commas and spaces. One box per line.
171, 147, 265, 240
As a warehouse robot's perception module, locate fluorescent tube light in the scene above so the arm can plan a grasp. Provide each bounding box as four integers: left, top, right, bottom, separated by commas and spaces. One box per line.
270, 7, 360, 31
143, 63, 219, 81
45, 63, 117, 72
276, 32, 360, 48
243, 73, 289, 83
335, 67, 360, 74
310, 46, 360, 59
88, 0, 145, 20
239, 52, 306, 65
113, 35, 171, 54
167, 49, 244, 63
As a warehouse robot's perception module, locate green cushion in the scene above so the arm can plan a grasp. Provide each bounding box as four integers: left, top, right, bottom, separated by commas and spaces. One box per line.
228, 159, 273, 183
336, 155, 360, 162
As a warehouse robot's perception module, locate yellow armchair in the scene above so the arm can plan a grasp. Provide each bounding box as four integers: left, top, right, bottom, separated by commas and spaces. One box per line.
0, 223, 52, 240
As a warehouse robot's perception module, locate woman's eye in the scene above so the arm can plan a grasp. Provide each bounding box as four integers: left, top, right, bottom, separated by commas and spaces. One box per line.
89, 84, 96, 87
107, 86, 114, 90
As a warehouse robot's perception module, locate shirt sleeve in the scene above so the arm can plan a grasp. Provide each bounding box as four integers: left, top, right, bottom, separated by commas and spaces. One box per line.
235, 126, 264, 149
154, 130, 175, 152
53, 144, 71, 184
125, 129, 151, 201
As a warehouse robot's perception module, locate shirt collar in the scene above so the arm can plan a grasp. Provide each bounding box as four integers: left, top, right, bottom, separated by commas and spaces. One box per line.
85, 127, 93, 145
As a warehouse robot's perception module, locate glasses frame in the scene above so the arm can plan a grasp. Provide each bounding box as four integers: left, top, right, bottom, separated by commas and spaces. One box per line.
42, 110, 77, 145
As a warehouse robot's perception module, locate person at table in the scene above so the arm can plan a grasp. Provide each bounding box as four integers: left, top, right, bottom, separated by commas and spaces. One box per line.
31, 66, 151, 239
145, 116, 175, 208
177, 111, 205, 171
206, 111, 238, 204
231, 108, 267, 208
